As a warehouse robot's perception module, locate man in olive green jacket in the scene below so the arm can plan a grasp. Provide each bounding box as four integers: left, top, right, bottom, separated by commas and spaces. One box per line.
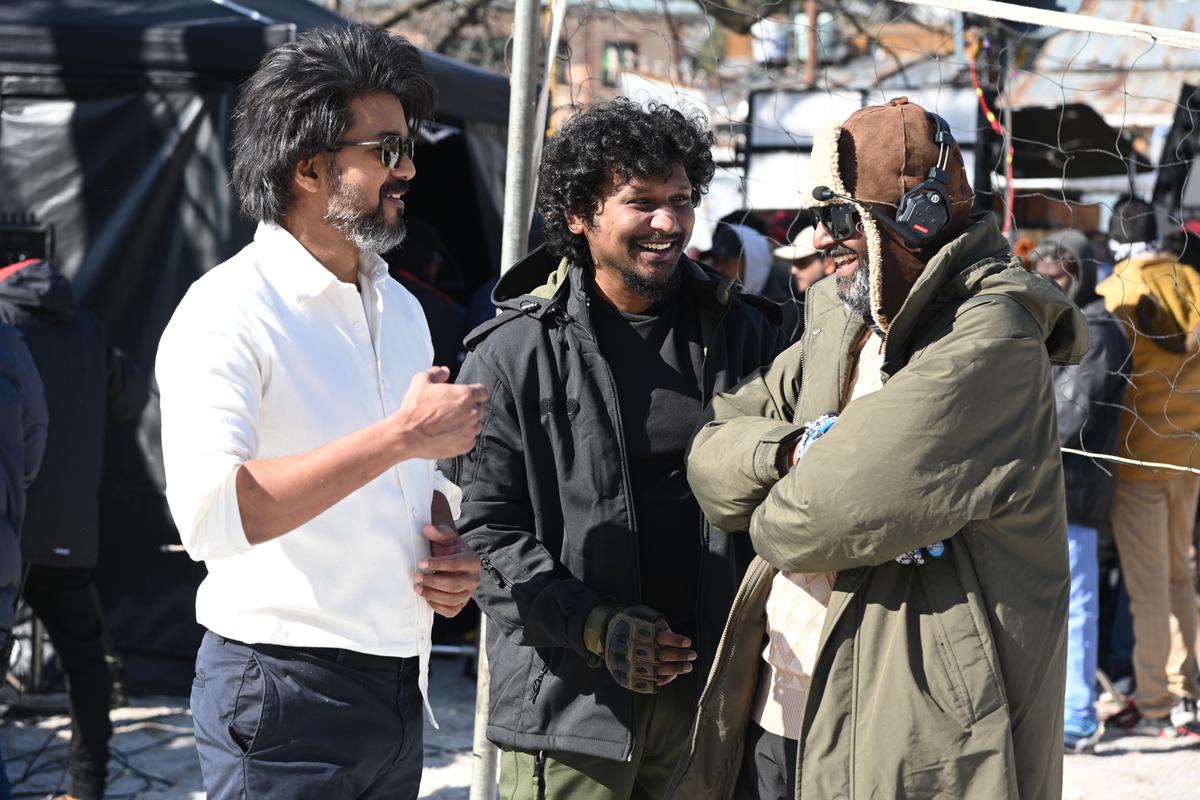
671, 99, 1089, 799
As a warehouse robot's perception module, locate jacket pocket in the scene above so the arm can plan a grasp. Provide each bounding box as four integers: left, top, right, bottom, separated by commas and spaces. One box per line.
919, 575, 976, 732
916, 560, 1005, 730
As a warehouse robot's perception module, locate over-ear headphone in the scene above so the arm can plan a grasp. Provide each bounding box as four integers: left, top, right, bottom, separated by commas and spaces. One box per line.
813, 112, 956, 249
892, 112, 954, 246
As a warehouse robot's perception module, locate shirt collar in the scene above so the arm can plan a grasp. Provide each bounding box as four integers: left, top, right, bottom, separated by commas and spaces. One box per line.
254, 222, 390, 304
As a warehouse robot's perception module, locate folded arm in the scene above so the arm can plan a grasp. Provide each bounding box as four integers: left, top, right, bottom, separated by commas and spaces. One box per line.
751, 307, 1053, 572
687, 340, 805, 532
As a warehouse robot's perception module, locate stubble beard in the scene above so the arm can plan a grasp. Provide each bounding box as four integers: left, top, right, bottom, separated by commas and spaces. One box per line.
324, 162, 408, 255
618, 257, 682, 305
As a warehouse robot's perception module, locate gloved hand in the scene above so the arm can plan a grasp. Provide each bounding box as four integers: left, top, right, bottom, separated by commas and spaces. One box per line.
583, 604, 684, 694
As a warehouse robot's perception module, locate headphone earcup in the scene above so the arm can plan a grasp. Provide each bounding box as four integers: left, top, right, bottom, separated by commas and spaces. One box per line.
894, 181, 950, 245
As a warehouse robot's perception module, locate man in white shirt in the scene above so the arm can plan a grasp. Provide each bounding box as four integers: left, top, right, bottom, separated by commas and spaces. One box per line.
155, 25, 485, 799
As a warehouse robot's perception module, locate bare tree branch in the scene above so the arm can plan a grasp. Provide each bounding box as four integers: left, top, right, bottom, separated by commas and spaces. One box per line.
378, 0, 450, 29
839, 5, 912, 82
431, 0, 491, 53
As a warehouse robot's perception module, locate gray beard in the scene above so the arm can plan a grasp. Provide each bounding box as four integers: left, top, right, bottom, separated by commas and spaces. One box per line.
837, 257, 873, 322
324, 164, 408, 255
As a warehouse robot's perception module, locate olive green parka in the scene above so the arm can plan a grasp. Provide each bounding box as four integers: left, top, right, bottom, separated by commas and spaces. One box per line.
670, 215, 1089, 800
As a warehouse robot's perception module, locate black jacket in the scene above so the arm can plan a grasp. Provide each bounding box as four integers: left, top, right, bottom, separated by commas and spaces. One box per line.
0, 319, 46, 636
1055, 297, 1131, 528
445, 248, 786, 761
0, 260, 147, 567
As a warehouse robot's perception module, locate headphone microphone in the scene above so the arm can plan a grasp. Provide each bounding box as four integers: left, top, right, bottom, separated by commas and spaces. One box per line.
811, 186, 929, 248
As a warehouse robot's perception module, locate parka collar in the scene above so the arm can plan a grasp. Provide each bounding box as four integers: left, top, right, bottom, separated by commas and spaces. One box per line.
881, 214, 1088, 370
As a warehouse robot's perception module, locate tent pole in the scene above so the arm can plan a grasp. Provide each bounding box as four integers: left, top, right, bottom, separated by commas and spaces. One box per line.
470, 0, 540, 797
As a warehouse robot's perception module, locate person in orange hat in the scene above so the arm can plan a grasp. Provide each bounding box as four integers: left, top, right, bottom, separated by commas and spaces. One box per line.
671, 98, 1089, 799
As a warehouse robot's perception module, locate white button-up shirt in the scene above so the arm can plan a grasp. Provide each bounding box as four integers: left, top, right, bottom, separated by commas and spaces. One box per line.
156, 222, 460, 720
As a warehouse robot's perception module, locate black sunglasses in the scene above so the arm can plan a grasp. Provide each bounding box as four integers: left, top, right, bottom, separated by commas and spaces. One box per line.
332, 134, 415, 168
811, 204, 862, 241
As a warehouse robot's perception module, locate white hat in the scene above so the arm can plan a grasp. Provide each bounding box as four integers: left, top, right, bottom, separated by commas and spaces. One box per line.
773, 226, 819, 261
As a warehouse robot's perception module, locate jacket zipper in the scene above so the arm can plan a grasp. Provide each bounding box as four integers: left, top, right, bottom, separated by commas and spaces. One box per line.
792, 569, 870, 797
693, 291, 732, 670
694, 558, 768, 712
796, 288, 815, 414
581, 295, 640, 763
529, 662, 549, 703
533, 750, 546, 799
583, 296, 641, 597
479, 556, 507, 589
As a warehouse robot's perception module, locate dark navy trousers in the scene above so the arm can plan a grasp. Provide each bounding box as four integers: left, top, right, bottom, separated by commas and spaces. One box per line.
735, 720, 797, 800
191, 630, 423, 799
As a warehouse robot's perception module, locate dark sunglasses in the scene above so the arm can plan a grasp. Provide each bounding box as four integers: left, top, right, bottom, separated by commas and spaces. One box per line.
332, 134, 415, 168
811, 204, 862, 241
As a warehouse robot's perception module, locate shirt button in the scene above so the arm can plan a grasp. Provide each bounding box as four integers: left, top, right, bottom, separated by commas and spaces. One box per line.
353, 321, 365, 332
411, 507, 421, 519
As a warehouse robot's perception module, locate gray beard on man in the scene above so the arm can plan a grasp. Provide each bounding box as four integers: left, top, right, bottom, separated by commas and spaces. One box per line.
324, 162, 408, 255
836, 256, 874, 324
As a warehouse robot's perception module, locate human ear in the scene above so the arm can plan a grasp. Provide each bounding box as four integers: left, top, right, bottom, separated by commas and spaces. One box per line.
293, 154, 324, 195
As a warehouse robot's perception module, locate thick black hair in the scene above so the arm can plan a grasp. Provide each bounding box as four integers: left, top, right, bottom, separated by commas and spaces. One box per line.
537, 98, 715, 267
231, 24, 436, 224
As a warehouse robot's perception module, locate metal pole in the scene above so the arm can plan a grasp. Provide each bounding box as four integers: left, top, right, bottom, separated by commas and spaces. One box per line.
470, 1, 541, 798
952, 12, 966, 69
468, 618, 497, 800
499, 0, 543, 275
804, 0, 818, 86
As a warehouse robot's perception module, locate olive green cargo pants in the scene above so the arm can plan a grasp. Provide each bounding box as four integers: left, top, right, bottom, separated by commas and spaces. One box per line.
499, 671, 697, 800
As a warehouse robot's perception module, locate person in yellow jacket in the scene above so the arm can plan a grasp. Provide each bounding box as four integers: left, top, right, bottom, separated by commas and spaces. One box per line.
1097, 197, 1200, 738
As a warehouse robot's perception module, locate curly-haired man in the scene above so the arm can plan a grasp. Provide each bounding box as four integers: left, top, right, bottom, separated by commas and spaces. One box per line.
156, 25, 485, 799
444, 98, 787, 799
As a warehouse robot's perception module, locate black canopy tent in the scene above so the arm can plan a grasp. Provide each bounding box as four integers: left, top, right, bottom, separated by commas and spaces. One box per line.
0, 0, 509, 692
1009, 103, 1153, 181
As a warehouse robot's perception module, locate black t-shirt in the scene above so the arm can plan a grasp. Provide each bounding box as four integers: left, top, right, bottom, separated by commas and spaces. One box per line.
589, 286, 705, 638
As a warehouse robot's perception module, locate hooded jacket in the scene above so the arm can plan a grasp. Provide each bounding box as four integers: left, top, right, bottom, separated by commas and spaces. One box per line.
0, 320, 47, 638
1095, 250, 1200, 478
0, 259, 147, 567
445, 246, 787, 761
1035, 231, 1131, 527
671, 215, 1088, 799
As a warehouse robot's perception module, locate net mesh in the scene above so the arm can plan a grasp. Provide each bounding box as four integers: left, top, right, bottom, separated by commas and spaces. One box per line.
369, 0, 1200, 475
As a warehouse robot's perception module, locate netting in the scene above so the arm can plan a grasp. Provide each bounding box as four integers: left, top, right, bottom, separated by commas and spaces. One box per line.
359, 0, 1200, 476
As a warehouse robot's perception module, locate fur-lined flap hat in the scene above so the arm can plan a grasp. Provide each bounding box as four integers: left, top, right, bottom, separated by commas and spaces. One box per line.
807, 97, 974, 332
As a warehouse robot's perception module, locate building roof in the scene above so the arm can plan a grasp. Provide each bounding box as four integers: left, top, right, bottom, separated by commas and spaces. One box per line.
1008, 0, 1200, 126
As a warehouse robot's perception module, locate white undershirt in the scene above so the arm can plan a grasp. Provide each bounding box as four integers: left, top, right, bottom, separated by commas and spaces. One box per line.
752, 330, 886, 739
